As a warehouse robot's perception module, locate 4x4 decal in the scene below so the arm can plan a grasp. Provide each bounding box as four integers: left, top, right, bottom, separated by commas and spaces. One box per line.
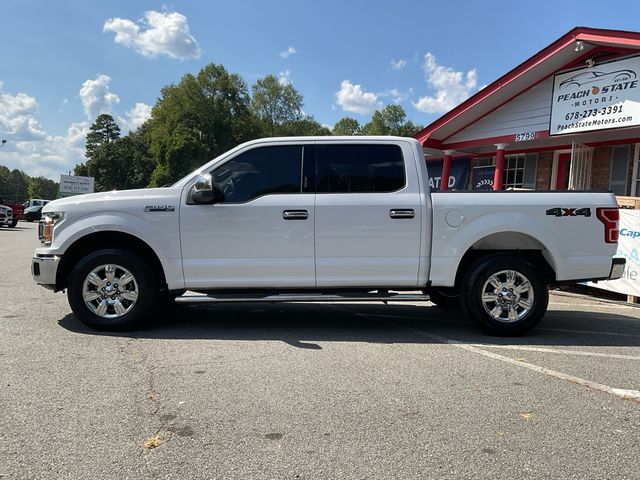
546, 207, 591, 217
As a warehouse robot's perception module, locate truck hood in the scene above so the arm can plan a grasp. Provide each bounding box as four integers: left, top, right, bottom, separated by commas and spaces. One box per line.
43, 187, 182, 215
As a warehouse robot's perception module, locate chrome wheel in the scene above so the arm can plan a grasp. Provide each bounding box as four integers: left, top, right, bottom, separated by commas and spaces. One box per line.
480, 269, 534, 323
82, 264, 139, 319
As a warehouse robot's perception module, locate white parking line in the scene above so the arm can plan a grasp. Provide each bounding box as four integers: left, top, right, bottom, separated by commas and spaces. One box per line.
473, 344, 640, 361
375, 318, 640, 402
538, 327, 640, 339
357, 312, 640, 339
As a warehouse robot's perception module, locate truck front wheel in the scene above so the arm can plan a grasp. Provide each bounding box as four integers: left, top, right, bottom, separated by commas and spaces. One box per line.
461, 254, 548, 336
68, 249, 158, 331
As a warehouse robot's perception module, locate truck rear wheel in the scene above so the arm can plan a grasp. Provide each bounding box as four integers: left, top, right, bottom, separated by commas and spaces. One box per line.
460, 254, 548, 336
67, 249, 158, 331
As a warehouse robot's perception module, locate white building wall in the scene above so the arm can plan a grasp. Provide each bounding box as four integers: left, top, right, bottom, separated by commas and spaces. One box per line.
446, 77, 553, 143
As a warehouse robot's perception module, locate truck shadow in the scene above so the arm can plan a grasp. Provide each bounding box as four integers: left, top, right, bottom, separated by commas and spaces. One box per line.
57, 302, 640, 349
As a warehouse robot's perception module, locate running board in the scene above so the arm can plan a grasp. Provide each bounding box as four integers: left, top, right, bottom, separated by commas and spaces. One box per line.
175, 292, 430, 304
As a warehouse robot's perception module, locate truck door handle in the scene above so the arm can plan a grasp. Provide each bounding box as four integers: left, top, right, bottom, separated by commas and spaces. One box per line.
283, 209, 309, 220
389, 209, 415, 219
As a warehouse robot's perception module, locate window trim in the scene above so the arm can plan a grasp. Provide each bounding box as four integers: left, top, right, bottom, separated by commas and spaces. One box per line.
188, 144, 308, 205
314, 143, 407, 194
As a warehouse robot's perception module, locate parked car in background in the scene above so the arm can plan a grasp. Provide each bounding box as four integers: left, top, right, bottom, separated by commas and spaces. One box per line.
22, 199, 50, 210
0, 203, 15, 228
24, 204, 47, 222
0, 196, 20, 227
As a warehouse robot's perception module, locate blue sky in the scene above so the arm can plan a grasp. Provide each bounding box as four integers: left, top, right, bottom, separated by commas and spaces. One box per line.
3, 0, 640, 179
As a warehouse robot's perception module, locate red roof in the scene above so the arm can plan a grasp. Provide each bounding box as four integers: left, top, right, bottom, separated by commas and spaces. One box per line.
414, 27, 640, 149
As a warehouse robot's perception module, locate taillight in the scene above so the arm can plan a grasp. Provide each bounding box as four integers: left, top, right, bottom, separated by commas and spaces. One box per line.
596, 207, 619, 243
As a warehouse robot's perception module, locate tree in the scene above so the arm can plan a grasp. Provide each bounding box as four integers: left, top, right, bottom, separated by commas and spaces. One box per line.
85, 114, 121, 160
251, 75, 303, 136
72, 115, 155, 191
279, 117, 332, 136
362, 105, 421, 137
4, 169, 30, 203
28, 177, 59, 199
75, 114, 122, 182
148, 64, 258, 186
332, 117, 361, 136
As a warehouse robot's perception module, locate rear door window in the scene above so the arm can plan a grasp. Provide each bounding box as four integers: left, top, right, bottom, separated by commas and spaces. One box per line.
316, 144, 405, 193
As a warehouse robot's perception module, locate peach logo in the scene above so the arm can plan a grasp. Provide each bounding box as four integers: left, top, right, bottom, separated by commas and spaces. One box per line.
592, 86, 600, 95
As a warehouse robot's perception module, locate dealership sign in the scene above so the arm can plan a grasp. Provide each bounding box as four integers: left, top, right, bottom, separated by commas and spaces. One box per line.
59, 174, 94, 197
550, 56, 640, 135
587, 209, 640, 297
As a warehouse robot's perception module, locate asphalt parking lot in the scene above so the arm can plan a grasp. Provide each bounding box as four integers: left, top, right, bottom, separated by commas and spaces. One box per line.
1, 223, 639, 479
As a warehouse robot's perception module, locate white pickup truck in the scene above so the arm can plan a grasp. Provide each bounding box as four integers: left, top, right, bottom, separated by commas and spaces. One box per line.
32, 136, 624, 335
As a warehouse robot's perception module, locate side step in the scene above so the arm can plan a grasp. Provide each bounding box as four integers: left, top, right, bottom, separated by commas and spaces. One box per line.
175, 292, 430, 304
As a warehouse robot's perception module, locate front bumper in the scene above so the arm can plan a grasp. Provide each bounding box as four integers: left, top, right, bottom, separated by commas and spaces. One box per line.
32, 254, 60, 290
609, 257, 626, 280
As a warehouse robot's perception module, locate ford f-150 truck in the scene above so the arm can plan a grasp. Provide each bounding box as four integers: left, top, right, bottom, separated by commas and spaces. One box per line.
31, 137, 625, 335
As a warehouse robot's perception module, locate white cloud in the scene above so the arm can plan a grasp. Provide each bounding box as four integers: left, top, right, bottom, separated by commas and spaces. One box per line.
0, 80, 146, 180
79, 74, 120, 119
335, 80, 382, 115
279, 46, 297, 59
123, 102, 152, 130
413, 52, 478, 114
0, 82, 88, 179
384, 89, 409, 104
390, 58, 407, 71
278, 70, 291, 86
335, 81, 412, 115
104, 10, 201, 60
0, 88, 47, 142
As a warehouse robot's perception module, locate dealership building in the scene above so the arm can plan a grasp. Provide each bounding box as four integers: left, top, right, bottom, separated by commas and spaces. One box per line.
415, 27, 640, 202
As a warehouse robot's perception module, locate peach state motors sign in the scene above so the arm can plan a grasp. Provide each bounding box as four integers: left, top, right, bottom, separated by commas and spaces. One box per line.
550, 56, 640, 135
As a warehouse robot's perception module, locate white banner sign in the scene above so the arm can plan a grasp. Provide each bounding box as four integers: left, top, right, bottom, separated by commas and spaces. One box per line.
550, 56, 640, 135
59, 174, 94, 196
587, 209, 640, 296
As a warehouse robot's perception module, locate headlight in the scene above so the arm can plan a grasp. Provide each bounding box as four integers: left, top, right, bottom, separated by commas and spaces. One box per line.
39, 212, 65, 245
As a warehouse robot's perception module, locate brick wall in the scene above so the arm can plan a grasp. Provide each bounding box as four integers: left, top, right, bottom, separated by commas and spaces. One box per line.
536, 152, 553, 190
591, 147, 612, 191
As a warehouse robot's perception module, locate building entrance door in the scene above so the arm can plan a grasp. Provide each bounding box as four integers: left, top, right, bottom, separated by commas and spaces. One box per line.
556, 153, 571, 190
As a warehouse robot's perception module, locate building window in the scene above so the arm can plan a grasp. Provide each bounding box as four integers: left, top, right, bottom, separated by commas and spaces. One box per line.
610, 145, 630, 196
502, 153, 537, 189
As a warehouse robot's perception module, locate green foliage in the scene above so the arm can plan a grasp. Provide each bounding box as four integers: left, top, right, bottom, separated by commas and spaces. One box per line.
75, 115, 155, 191
251, 75, 303, 136
67, 65, 423, 190
332, 117, 362, 136
0, 165, 59, 203
362, 105, 421, 137
85, 114, 121, 160
148, 64, 258, 186
28, 176, 59, 200
278, 117, 332, 136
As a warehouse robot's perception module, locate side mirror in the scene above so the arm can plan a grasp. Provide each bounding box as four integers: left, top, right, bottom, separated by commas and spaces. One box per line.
192, 174, 225, 204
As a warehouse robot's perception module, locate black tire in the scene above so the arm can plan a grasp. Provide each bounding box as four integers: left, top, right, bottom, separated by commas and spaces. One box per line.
68, 249, 158, 331
460, 254, 548, 336
9, 219, 17, 228
428, 288, 460, 309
